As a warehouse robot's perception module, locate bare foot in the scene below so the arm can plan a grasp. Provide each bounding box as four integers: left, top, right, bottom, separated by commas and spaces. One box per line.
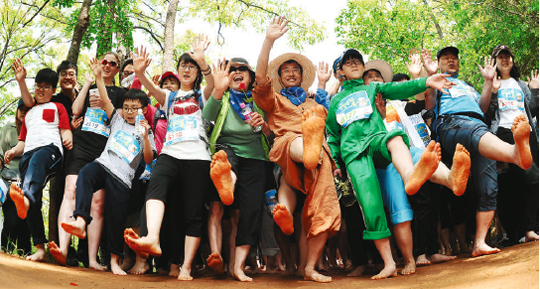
301, 106, 327, 170
405, 141, 441, 195
206, 252, 224, 274
415, 254, 431, 266
128, 257, 149, 275
512, 115, 533, 170
178, 266, 193, 281
371, 263, 397, 280
120, 256, 135, 272
210, 150, 234, 205
284, 264, 296, 276
448, 144, 471, 196
347, 265, 366, 277
525, 231, 539, 242
428, 253, 456, 263
26, 245, 46, 262
157, 268, 169, 275
401, 259, 416, 275
304, 268, 332, 283
10, 183, 28, 219
89, 260, 107, 271
233, 267, 253, 282
48, 241, 66, 265
471, 243, 501, 257
124, 228, 139, 243
125, 236, 162, 256
169, 264, 180, 277
272, 203, 294, 235
111, 263, 127, 276
61, 220, 86, 239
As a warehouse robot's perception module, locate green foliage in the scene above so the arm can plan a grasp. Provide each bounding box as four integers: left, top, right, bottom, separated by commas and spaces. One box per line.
336, 0, 539, 90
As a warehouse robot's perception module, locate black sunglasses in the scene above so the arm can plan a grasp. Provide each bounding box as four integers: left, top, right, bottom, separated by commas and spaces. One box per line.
229, 66, 250, 73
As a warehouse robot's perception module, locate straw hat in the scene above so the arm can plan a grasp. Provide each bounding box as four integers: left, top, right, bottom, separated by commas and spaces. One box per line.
364, 60, 393, 83
267, 53, 316, 92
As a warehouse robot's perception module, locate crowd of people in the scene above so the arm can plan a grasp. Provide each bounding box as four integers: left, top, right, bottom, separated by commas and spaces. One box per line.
0, 17, 538, 283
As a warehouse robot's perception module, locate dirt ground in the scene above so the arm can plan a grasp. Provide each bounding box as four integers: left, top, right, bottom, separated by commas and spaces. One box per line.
0, 241, 538, 289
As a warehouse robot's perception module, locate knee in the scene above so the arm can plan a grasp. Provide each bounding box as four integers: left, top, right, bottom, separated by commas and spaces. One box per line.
209, 202, 224, 219
90, 191, 105, 215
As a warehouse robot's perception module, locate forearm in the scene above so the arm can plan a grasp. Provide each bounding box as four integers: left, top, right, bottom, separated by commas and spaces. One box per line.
379, 78, 428, 100
136, 71, 166, 105
479, 79, 493, 113
10, 141, 25, 157
96, 77, 114, 117
73, 81, 92, 116
17, 80, 34, 107
255, 38, 274, 85
143, 137, 153, 164
425, 89, 437, 110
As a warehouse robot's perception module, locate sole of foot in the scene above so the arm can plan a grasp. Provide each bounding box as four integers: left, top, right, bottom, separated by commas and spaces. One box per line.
206, 252, 224, 274
450, 143, 471, 196
61, 221, 86, 239
10, 183, 27, 219
210, 150, 234, 205
301, 106, 327, 170
48, 241, 66, 265
126, 236, 162, 257
272, 203, 294, 235
512, 114, 533, 170
405, 141, 441, 195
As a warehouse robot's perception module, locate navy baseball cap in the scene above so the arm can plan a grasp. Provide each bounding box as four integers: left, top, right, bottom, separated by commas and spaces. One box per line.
333, 55, 342, 74
436, 46, 459, 59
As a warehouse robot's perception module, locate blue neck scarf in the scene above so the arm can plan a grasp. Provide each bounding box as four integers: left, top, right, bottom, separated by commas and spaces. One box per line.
280, 87, 306, 106
229, 89, 253, 120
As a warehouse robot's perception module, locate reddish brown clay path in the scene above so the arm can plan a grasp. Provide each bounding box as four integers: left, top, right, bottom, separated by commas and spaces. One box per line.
0, 241, 538, 289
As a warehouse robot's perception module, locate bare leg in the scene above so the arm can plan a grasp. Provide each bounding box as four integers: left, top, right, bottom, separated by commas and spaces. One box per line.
387, 138, 440, 195
301, 106, 327, 170
207, 201, 224, 274
471, 211, 501, 257
372, 238, 397, 280
110, 253, 127, 275
178, 236, 201, 281
88, 189, 105, 270
304, 232, 331, 283
478, 115, 532, 170
26, 243, 46, 262
232, 244, 252, 282
169, 264, 180, 277
228, 209, 239, 275
126, 199, 164, 256
440, 228, 452, 256
273, 176, 297, 235
393, 222, 415, 275
53, 174, 78, 265
455, 223, 471, 253
296, 214, 308, 278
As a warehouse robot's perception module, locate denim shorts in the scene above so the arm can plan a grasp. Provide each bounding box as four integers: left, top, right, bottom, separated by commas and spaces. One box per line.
438, 115, 497, 211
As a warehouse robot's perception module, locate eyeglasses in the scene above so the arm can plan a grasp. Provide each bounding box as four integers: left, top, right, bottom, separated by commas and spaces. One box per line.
281, 68, 301, 75
342, 59, 362, 67
122, 107, 142, 113
60, 72, 76, 78
102, 59, 118, 67
35, 84, 53, 91
179, 64, 197, 71
229, 66, 250, 73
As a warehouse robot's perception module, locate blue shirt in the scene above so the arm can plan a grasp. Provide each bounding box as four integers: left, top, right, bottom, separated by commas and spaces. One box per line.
439, 76, 484, 117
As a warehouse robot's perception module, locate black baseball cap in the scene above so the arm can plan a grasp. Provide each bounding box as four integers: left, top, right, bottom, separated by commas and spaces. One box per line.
436, 46, 459, 59
492, 45, 513, 58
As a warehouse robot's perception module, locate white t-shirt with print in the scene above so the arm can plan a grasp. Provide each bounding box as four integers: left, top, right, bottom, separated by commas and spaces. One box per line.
498, 78, 528, 129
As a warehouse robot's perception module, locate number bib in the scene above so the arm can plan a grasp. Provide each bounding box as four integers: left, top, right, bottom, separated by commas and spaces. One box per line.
108, 130, 140, 164
448, 81, 477, 99
82, 108, 110, 137
0, 179, 7, 204
336, 91, 373, 128
409, 114, 431, 147
385, 121, 405, 133
164, 115, 199, 147
498, 88, 525, 112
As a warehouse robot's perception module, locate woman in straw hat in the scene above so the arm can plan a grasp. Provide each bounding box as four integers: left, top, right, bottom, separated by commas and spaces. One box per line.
251, 16, 341, 283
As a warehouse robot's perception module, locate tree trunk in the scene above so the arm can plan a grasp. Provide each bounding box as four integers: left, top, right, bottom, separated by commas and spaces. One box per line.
162, 0, 180, 73
66, 0, 92, 64
422, 0, 444, 39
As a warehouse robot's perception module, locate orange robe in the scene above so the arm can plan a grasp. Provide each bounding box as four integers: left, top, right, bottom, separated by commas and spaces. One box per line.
252, 78, 341, 239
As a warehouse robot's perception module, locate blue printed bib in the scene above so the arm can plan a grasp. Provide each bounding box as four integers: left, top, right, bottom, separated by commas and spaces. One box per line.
82, 108, 110, 137
498, 87, 525, 112
108, 130, 141, 164
164, 115, 199, 147
336, 91, 373, 128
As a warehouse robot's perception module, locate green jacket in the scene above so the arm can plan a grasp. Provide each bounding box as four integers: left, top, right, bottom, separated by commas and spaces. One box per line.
326, 78, 428, 169
204, 91, 270, 160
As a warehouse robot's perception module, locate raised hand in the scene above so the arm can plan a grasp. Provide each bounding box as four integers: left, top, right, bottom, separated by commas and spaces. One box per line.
212, 58, 232, 99
266, 16, 289, 42
492, 71, 501, 93
426, 73, 456, 91
84, 73, 95, 85
152, 75, 161, 86
478, 56, 496, 81
12, 59, 27, 82
89, 58, 102, 77
406, 49, 423, 79
421, 49, 439, 76
527, 69, 539, 89
375, 93, 386, 119
317, 62, 332, 84
131, 46, 153, 75
188, 34, 210, 64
